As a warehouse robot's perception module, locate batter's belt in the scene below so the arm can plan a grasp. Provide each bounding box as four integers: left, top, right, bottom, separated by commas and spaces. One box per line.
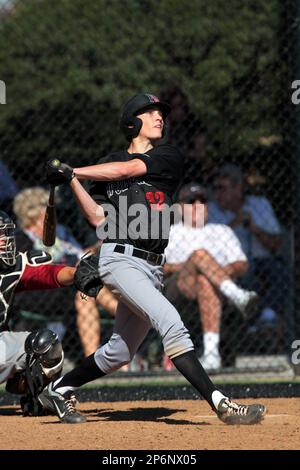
113, 244, 165, 265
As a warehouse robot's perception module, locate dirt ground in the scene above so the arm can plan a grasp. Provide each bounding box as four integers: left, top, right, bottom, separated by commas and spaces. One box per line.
0, 398, 299, 450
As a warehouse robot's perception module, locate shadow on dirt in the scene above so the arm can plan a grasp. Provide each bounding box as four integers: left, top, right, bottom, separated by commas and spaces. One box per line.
0, 404, 212, 426
85, 406, 211, 426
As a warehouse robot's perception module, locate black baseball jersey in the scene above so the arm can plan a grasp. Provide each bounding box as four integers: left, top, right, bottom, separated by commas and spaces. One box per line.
89, 144, 184, 254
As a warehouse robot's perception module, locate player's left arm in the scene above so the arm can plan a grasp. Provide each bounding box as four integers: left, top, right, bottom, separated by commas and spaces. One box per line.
56, 266, 76, 286
69, 177, 106, 227
68, 159, 147, 226
17, 264, 75, 291
74, 159, 147, 181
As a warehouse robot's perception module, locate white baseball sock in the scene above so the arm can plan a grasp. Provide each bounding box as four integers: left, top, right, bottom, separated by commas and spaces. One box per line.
203, 332, 220, 356
212, 390, 228, 409
219, 279, 246, 302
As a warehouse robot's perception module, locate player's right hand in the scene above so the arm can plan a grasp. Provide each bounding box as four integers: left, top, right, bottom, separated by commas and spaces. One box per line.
46, 159, 75, 185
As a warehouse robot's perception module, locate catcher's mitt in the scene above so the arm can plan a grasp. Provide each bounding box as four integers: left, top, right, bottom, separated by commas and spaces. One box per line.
74, 252, 103, 298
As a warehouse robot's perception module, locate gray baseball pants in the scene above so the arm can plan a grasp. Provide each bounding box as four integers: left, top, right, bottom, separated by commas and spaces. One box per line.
0, 331, 30, 383
94, 243, 194, 374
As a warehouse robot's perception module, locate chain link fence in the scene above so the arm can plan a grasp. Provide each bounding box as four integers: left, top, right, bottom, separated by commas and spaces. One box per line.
1, 0, 299, 377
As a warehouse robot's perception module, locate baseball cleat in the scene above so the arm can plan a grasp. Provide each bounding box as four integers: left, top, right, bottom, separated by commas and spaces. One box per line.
38, 383, 86, 424
217, 398, 266, 425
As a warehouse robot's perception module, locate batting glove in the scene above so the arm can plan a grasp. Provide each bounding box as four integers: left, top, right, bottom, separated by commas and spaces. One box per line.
46, 159, 75, 186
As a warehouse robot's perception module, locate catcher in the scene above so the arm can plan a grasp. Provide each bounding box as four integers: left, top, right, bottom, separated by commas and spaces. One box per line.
0, 209, 102, 415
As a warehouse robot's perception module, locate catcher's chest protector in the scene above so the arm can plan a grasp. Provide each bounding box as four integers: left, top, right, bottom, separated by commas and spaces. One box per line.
0, 250, 52, 328
0, 253, 24, 327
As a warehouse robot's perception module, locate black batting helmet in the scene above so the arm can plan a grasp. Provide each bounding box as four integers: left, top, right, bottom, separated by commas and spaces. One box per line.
120, 93, 171, 141
0, 210, 16, 267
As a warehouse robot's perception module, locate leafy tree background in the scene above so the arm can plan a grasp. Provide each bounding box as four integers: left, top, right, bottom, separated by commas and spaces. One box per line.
0, 0, 298, 359
0, 0, 295, 231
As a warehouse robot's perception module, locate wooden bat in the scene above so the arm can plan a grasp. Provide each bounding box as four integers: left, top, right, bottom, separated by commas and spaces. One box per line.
43, 185, 57, 246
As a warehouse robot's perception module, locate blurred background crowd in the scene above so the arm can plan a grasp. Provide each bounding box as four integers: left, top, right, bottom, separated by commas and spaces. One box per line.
1, 0, 299, 376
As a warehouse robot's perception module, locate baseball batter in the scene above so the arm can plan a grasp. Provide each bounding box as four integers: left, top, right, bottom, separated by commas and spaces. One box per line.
39, 93, 266, 425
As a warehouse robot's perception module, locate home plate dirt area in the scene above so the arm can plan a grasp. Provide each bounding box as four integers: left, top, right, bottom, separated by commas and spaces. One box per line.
0, 398, 299, 450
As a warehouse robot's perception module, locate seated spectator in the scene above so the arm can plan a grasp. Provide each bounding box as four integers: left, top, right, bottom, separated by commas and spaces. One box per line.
164, 183, 257, 371
12, 187, 117, 359
208, 164, 286, 331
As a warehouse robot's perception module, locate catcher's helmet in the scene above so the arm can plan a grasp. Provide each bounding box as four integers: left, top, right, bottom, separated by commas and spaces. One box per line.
0, 210, 16, 267
120, 93, 171, 141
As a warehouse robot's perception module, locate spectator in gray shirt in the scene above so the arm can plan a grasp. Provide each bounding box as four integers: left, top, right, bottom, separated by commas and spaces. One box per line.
208, 163, 287, 329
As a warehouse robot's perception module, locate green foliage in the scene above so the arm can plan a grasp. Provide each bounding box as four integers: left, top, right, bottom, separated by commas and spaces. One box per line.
0, 0, 284, 183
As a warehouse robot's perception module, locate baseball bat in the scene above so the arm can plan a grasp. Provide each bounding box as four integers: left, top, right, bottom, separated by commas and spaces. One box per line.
43, 185, 57, 246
